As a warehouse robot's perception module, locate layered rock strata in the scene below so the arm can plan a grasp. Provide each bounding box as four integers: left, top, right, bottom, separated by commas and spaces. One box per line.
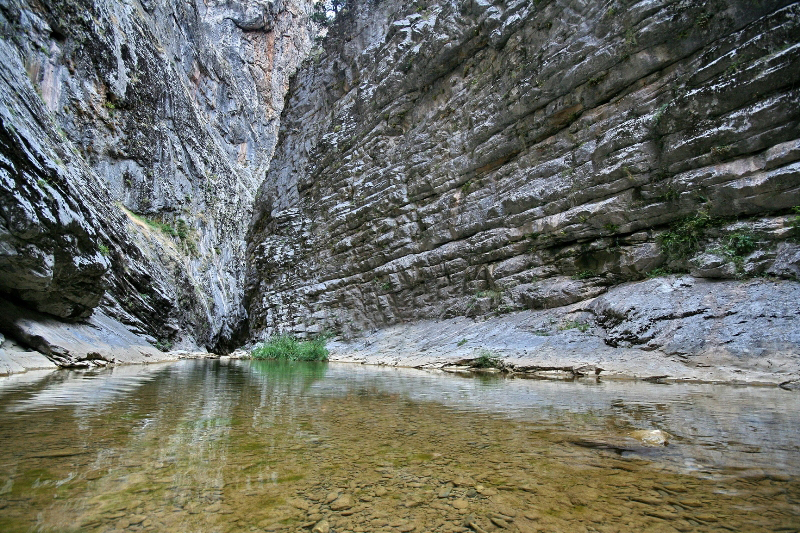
0, 0, 316, 369
328, 276, 800, 386
247, 0, 800, 372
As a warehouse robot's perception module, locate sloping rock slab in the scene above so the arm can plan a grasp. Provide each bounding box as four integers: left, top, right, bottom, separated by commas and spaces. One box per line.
588, 277, 800, 370
0, 299, 163, 368
327, 277, 800, 385
0, 345, 58, 375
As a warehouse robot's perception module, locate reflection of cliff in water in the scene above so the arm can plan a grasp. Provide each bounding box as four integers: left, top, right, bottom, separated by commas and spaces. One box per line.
1, 360, 798, 478
0, 358, 797, 533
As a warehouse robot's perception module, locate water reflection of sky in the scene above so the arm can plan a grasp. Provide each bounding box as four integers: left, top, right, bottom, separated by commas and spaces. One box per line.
1, 359, 799, 475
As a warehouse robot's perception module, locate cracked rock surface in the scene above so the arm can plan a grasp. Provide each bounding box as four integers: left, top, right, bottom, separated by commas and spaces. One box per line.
0, 0, 316, 370
328, 276, 800, 384
247, 0, 800, 378
2, 0, 800, 380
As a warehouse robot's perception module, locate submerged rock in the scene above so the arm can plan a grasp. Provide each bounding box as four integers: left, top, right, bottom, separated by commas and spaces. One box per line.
330, 493, 354, 510
630, 430, 671, 447
312, 519, 330, 533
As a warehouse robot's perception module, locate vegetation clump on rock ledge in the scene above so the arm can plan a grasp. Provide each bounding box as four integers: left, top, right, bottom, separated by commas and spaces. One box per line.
251, 335, 329, 362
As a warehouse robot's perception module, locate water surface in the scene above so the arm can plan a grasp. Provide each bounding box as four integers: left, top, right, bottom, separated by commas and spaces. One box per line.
0, 359, 798, 532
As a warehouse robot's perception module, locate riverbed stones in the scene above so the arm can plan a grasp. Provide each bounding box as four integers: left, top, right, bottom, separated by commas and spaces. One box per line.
330, 493, 354, 510
312, 519, 330, 533
631, 430, 671, 447
452, 499, 469, 510
289, 498, 310, 510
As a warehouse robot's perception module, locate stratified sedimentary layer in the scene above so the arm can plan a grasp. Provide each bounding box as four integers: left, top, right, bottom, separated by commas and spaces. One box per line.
0, 0, 317, 361
248, 0, 800, 344
328, 276, 800, 385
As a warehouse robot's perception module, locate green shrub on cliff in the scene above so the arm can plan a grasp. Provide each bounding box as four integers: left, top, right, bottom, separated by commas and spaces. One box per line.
251, 335, 329, 362
791, 206, 800, 241
717, 230, 756, 264
658, 211, 714, 260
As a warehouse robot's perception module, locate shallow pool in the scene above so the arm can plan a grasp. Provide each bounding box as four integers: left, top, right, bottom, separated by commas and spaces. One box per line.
0, 359, 798, 532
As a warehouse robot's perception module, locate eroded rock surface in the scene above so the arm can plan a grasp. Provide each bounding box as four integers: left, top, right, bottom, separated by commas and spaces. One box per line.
0, 0, 316, 365
2, 0, 799, 379
328, 277, 800, 384
247, 0, 800, 363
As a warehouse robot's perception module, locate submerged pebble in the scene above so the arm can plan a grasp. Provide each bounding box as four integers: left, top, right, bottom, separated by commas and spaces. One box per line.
630, 429, 671, 447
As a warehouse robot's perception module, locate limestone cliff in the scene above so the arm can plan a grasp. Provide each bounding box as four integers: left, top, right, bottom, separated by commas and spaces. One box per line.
2, 0, 800, 379
0, 0, 316, 366
247, 0, 800, 370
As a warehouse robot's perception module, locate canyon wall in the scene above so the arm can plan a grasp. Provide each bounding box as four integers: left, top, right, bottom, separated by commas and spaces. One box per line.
2, 0, 799, 378
247, 0, 800, 352
0, 0, 316, 367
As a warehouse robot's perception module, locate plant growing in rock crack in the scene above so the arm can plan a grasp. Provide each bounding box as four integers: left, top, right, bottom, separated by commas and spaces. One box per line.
559, 320, 590, 332
98, 244, 110, 256
716, 230, 756, 266
471, 350, 502, 369
572, 270, 595, 280
658, 186, 679, 202
710, 145, 733, 159
457, 338, 468, 347
475, 290, 503, 300
646, 267, 673, 278
790, 206, 800, 241
657, 211, 715, 261
652, 102, 670, 125
154, 339, 173, 352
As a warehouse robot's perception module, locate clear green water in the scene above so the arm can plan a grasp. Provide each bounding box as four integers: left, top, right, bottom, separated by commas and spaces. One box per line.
0, 359, 798, 533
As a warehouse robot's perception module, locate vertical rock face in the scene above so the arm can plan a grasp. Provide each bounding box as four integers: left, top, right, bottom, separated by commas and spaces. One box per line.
247, 0, 800, 339
0, 0, 315, 355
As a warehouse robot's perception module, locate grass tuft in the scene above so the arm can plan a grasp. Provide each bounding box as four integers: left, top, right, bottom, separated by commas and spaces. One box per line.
251, 335, 329, 362
572, 270, 595, 280
646, 267, 673, 278
471, 350, 502, 369
559, 320, 590, 332
719, 231, 756, 262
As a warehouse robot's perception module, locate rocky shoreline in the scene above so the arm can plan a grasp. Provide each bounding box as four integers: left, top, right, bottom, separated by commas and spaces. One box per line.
3, 276, 798, 389
327, 276, 800, 388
